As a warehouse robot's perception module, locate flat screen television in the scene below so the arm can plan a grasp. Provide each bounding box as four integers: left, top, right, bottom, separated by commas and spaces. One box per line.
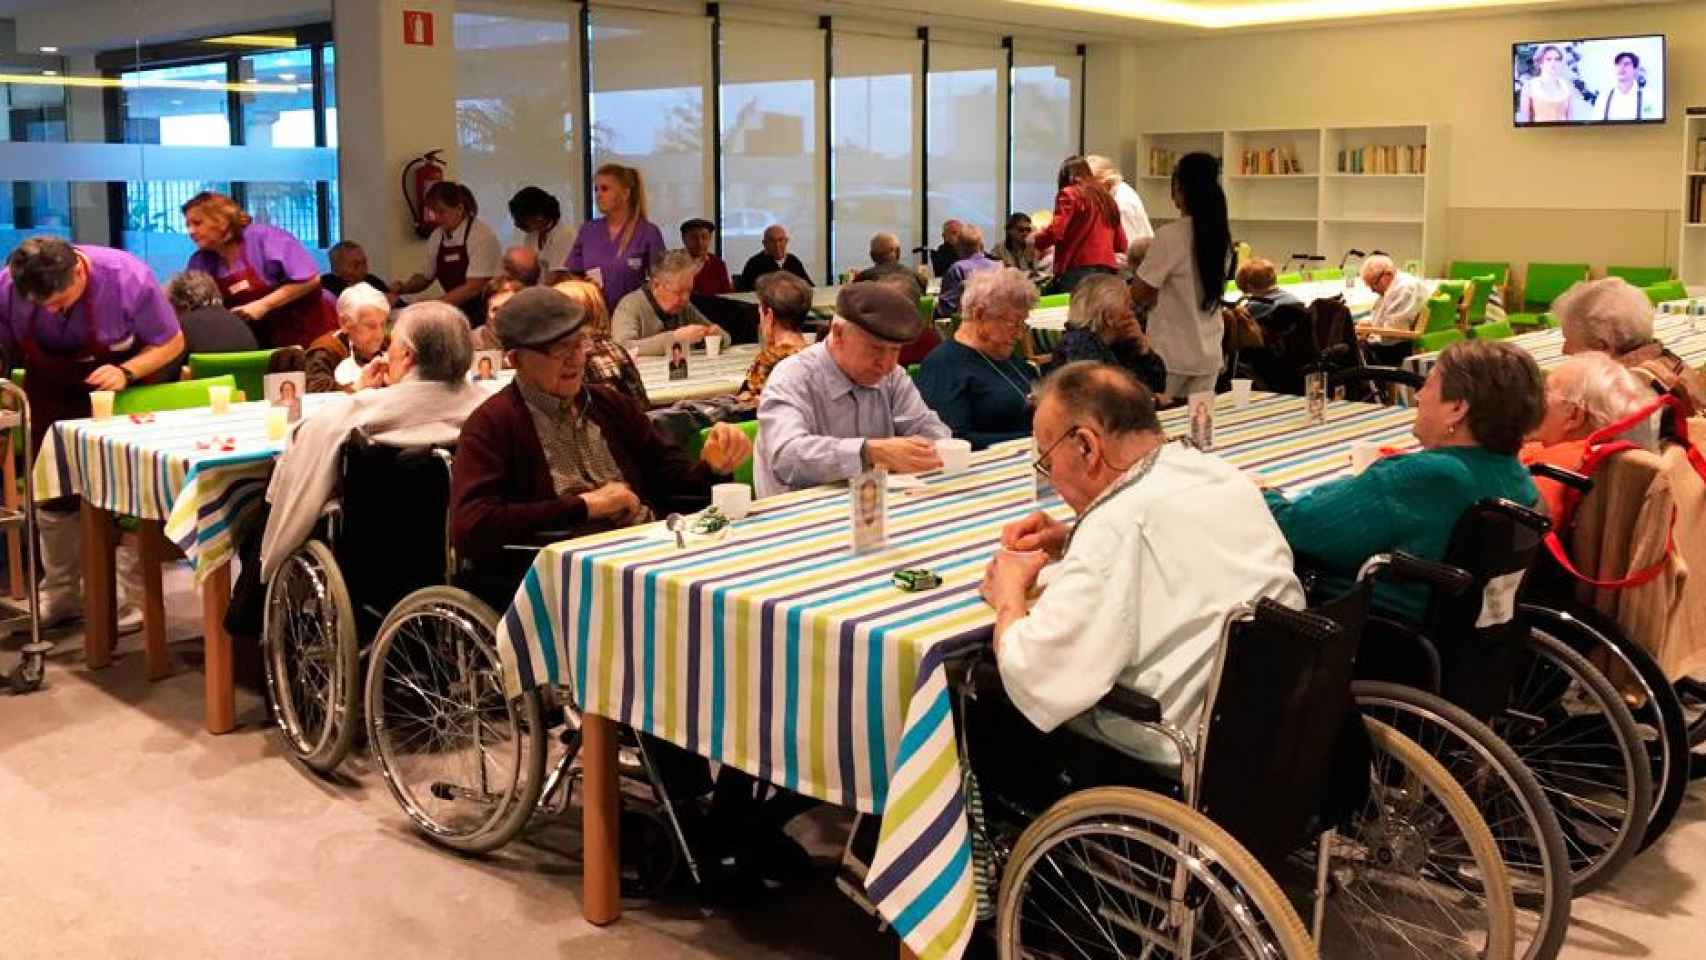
1513, 35, 1665, 126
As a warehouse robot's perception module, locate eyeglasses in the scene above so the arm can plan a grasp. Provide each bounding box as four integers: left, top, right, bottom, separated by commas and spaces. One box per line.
527, 337, 588, 362
1032, 426, 1082, 477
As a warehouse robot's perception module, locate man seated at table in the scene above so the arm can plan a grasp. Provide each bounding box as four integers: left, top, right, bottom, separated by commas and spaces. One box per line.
755, 283, 951, 497
736, 224, 813, 292
855, 231, 925, 300
304, 282, 390, 393
1354, 254, 1429, 365
257, 302, 489, 582
610, 249, 728, 357
320, 240, 390, 299
449, 286, 751, 605
931, 219, 966, 279
1555, 276, 1706, 417
502, 245, 542, 286
933, 224, 999, 319
979, 362, 1303, 772
681, 218, 733, 297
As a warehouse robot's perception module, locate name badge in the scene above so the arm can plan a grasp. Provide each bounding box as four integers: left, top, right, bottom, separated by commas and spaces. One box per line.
627, 257, 643, 270
443, 252, 463, 263
227, 279, 251, 294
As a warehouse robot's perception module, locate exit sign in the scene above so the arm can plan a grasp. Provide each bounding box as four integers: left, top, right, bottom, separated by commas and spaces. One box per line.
403, 10, 435, 46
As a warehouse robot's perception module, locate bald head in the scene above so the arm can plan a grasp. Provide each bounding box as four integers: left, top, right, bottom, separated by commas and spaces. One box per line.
761, 224, 790, 259
503, 245, 541, 285
869, 232, 901, 265
941, 220, 964, 245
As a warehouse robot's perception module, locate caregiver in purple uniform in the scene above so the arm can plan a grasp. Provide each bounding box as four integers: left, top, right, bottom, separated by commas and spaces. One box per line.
183, 191, 337, 350
2, 235, 184, 626
565, 163, 667, 308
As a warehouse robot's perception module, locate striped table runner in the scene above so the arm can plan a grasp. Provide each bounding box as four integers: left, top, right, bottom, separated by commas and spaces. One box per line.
1405, 313, 1706, 377
494, 391, 1417, 959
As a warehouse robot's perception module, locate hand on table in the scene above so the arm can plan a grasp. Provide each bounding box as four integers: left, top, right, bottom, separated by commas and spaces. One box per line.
672, 324, 712, 345
582, 481, 644, 524
232, 301, 270, 322
865, 437, 942, 474
85, 365, 129, 392
700, 422, 752, 475
979, 548, 1050, 611
1000, 511, 1068, 559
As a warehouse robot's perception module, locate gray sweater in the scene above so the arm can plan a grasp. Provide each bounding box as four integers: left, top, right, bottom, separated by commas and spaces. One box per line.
611, 286, 711, 356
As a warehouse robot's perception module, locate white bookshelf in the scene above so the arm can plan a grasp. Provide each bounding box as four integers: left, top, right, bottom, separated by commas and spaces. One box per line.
1135, 124, 1448, 274
1682, 111, 1706, 291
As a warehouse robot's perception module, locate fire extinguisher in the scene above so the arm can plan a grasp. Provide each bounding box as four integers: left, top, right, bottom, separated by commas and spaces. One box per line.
401, 149, 446, 239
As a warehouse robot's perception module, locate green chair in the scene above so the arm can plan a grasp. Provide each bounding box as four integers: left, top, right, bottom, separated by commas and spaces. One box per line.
906, 363, 922, 380
1464, 275, 1495, 327
687, 419, 760, 491
1608, 266, 1671, 288
1511, 311, 1557, 332
917, 296, 936, 323
1469, 319, 1515, 341
1641, 280, 1688, 307
1225, 280, 1240, 295
188, 349, 277, 404
1447, 260, 1511, 287
112, 375, 237, 415
1035, 293, 1070, 310
1411, 294, 1464, 353
1276, 273, 1304, 285
1508, 262, 1589, 329
1434, 279, 1468, 306
1311, 267, 1343, 282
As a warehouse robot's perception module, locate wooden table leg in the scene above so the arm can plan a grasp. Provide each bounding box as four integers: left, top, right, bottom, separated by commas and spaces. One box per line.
581, 712, 621, 926
136, 519, 169, 681
79, 501, 116, 668
199, 561, 235, 734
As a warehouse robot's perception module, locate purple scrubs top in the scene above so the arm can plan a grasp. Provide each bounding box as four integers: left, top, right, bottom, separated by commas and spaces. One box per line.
565, 217, 666, 308
0, 244, 180, 355
187, 221, 320, 291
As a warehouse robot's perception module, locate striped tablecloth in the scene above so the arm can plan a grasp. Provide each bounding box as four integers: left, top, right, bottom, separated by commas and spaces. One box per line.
1026, 283, 1377, 334
1404, 313, 1706, 377
635, 344, 760, 406
494, 390, 1417, 959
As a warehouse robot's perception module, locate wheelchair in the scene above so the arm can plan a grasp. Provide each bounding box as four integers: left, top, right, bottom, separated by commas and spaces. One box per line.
954, 597, 1517, 960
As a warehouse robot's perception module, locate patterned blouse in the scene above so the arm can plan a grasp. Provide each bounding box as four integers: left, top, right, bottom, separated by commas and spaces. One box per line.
737, 340, 804, 402
584, 334, 650, 408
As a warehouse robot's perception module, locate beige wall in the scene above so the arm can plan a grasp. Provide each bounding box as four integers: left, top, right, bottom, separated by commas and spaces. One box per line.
1126, 2, 1704, 290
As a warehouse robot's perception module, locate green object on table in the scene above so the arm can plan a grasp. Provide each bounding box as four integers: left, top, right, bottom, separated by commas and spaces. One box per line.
1464, 275, 1495, 326
1608, 266, 1671, 288
1642, 280, 1688, 307
1519, 262, 1589, 312
1447, 261, 1511, 286
113, 375, 237, 415
1035, 293, 1070, 310
1276, 273, 1303, 285
1311, 267, 1343, 282
906, 363, 921, 380
687, 419, 760, 491
1469, 319, 1515, 341
917, 296, 935, 323
188, 349, 276, 404
1226, 280, 1240, 294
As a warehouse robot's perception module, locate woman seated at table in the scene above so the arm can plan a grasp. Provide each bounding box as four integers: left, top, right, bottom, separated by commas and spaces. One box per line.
472, 276, 527, 355
736, 270, 812, 404
610, 249, 727, 357
1520, 351, 1656, 520
554, 278, 649, 407
1047, 273, 1167, 397
1555, 276, 1706, 417
915, 267, 1040, 449
1263, 339, 1544, 619
164, 270, 260, 363
304, 283, 390, 393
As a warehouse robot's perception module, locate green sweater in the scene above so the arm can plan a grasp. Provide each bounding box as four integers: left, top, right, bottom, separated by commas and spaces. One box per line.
1264, 446, 1539, 620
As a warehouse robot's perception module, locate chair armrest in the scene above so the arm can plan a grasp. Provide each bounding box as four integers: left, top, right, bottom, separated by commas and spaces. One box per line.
1528, 462, 1592, 493
1098, 684, 1163, 725
1359, 550, 1473, 595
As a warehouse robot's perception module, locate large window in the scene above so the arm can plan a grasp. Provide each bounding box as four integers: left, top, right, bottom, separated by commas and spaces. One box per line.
454, 1, 583, 251
1010, 50, 1081, 219
720, 20, 824, 283
1, 55, 74, 252
928, 42, 1002, 255
831, 32, 920, 279
590, 8, 712, 244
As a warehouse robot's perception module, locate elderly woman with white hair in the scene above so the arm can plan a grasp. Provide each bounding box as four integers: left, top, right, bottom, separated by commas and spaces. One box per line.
916, 266, 1041, 449
1520, 350, 1657, 519
1048, 273, 1167, 396
609, 248, 728, 356
1556, 276, 1706, 416
305, 282, 391, 392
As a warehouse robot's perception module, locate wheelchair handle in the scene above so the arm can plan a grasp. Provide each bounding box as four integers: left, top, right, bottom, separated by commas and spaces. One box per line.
1356, 551, 1473, 595
1528, 462, 1592, 493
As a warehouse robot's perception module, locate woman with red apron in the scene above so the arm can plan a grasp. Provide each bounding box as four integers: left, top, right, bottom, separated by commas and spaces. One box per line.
183, 191, 337, 350
2, 237, 185, 626
390, 181, 500, 325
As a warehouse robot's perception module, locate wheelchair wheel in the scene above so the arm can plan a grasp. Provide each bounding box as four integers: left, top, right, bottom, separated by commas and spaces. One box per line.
1315, 718, 1516, 960
365, 586, 547, 855
1354, 682, 1569, 960
263, 540, 358, 773
996, 785, 1316, 960
1493, 626, 1652, 894
1520, 603, 1688, 852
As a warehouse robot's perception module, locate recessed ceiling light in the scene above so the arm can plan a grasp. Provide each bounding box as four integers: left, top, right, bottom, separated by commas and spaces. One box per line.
40, 46, 59, 54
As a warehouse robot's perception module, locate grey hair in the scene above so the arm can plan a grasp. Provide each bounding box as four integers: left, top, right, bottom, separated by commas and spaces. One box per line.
869, 232, 900, 263
164, 270, 223, 312
960, 267, 1038, 323
336, 281, 390, 320
1064, 274, 1129, 338
1359, 254, 1396, 285
391, 302, 473, 383
1085, 154, 1123, 185
1548, 350, 1653, 429
650, 248, 699, 286
1554, 277, 1654, 353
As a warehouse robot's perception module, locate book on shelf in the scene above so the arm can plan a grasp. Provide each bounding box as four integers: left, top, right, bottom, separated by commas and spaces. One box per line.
1334, 143, 1426, 176
1696, 137, 1706, 173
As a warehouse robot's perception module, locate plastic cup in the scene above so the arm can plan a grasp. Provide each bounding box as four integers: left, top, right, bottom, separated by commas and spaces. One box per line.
208, 384, 232, 415
90, 390, 114, 421
1349, 442, 1381, 475
1230, 378, 1253, 407
711, 482, 752, 522
936, 437, 972, 474
704, 333, 722, 358
265, 406, 289, 442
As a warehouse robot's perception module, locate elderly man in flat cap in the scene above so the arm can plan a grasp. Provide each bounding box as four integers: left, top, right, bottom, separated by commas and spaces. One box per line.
755, 282, 952, 497
450, 286, 751, 604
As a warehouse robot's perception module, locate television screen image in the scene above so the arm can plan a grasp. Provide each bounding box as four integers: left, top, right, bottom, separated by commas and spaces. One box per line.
1513, 35, 1665, 126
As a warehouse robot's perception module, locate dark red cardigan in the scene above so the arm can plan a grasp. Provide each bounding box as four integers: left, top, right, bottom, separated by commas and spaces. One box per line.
450, 381, 717, 597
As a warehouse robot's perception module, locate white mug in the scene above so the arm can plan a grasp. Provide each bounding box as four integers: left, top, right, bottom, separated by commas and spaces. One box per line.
712, 482, 752, 521
704, 333, 722, 358
1349, 442, 1381, 475
935, 438, 972, 474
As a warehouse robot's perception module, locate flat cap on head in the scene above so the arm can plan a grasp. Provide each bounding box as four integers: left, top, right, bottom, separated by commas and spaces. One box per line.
493, 286, 585, 350
836, 282, 922, 344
